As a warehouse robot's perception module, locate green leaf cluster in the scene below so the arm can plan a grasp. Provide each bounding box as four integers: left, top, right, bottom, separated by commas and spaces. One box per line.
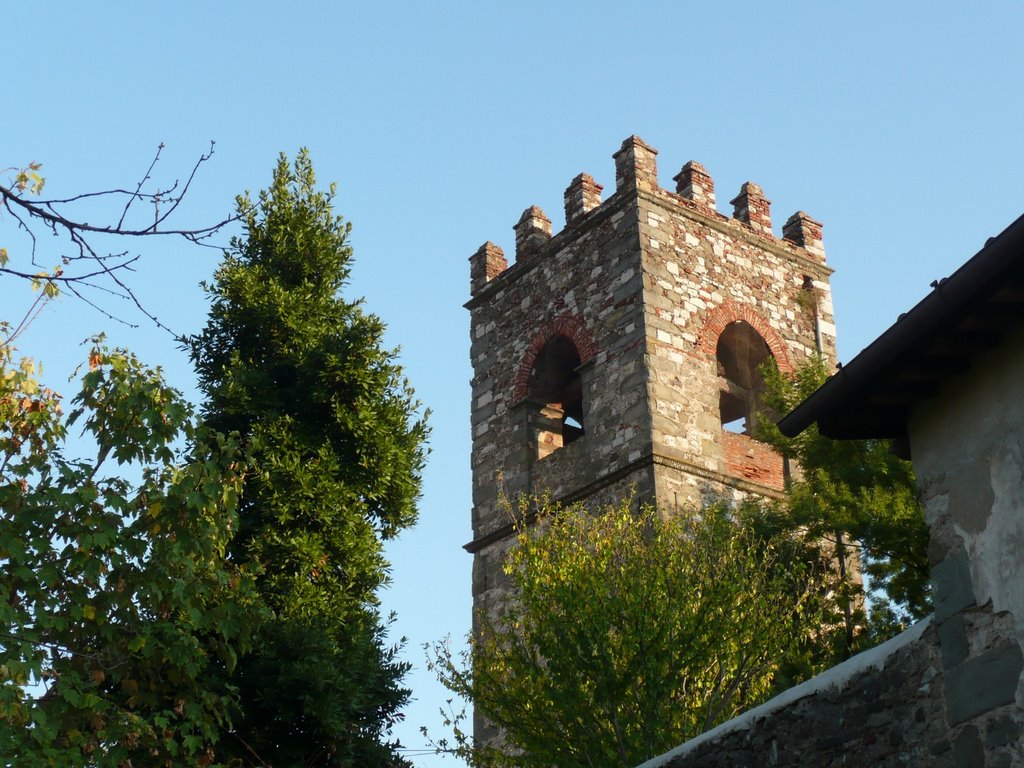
189, 151, 428, 767
0, 340, 258, 767
755, 357, 930, 640
428, 497, 823, 768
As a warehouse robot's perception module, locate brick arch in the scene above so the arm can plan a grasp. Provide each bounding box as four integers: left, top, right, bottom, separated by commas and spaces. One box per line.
695, 299, 793, 373
513, 315, 597, 402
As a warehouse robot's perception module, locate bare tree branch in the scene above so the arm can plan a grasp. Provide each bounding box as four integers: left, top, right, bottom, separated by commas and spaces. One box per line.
1, 143, 240, 335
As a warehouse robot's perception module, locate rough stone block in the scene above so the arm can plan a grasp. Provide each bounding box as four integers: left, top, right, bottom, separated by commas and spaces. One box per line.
945, 643, 1024, 725
953, 724, 984, 768
938, 614, 970, 669
984, 714, 1021, 749
933, 548, 976, 622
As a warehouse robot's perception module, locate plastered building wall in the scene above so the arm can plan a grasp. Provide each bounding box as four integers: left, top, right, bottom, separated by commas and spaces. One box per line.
909, 322, 1024, 764
466, 135, 835, 626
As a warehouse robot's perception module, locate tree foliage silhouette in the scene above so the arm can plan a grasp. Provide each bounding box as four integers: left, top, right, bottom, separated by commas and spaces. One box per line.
190, 151, 428, 767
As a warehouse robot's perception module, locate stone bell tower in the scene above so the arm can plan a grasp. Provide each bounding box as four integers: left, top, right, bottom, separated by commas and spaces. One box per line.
466, 135, 836, 619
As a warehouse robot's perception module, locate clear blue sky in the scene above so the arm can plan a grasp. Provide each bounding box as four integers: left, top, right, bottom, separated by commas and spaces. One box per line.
5, 3, 1023, 764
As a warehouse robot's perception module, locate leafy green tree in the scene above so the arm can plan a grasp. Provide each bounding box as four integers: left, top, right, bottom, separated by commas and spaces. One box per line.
0, 338, 257, 766
428, 497, 823, 768
755, 357, 930, 639
189, 151, 428, 767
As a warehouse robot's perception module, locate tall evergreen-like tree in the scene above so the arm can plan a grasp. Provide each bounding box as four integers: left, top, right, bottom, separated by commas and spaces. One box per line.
190, 151, 428, 767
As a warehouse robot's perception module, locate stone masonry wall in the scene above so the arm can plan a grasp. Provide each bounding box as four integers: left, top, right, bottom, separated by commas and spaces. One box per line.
467, 177, 653, 536
628, 137, 835, 504
641, 620, 993, 768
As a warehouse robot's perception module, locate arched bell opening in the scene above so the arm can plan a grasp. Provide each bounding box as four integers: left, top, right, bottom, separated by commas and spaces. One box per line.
527, 335, 585, 457
716, 320, 773, 436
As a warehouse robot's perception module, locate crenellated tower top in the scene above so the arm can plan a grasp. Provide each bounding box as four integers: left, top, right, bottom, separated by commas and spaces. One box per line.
469, 135, 829, 298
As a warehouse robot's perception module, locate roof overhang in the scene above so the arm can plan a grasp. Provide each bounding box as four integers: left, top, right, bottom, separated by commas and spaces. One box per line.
778, 212, 1024, 442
